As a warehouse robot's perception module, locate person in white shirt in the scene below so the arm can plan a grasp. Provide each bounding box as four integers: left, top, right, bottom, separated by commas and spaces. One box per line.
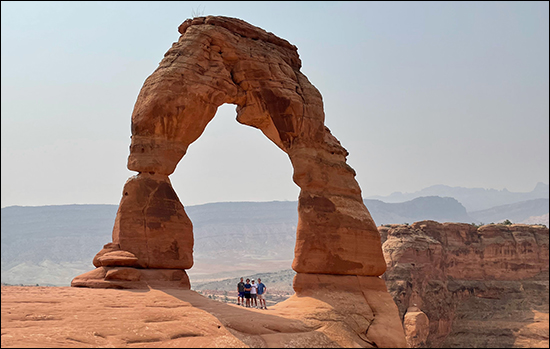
250, 279, 258, 308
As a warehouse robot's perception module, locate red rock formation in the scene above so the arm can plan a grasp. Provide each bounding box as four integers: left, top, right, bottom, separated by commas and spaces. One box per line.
403, 306, 430, 348
380, 221, 549, 347
288, 273, 407, 347
71, 16, 403, 346
73, 16, 385, 286
72, 173, 194, 288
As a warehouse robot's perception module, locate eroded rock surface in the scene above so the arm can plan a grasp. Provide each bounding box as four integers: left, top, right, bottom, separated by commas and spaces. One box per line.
289, 273, 407, 348
380, 221, 549, 347
70, 15, 403, 346
128, 15, 384, 277
1, 285, 404, 348
403, 306, 430, 348
72, 173, 193, 289
73, 15, 386, 290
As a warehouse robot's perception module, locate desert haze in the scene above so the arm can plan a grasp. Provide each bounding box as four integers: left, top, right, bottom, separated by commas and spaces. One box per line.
2, 184, 548, 287
2, 7, 548, 348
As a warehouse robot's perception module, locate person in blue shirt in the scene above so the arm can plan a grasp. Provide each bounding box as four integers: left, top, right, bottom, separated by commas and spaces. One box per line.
257, 278, 267, 309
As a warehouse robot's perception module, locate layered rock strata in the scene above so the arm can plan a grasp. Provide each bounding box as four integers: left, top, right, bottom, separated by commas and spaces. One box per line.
71, 16, 404, 346
287, 274, 407, 347
72, 173, 194, 289
380, 221, 549, 347
73, 16, 385, 285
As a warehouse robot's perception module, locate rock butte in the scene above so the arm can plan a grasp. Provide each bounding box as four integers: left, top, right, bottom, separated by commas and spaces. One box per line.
70, 16, 406, 347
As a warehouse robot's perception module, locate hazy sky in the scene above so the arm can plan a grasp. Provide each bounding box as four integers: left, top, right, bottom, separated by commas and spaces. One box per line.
1, 1, 549, 208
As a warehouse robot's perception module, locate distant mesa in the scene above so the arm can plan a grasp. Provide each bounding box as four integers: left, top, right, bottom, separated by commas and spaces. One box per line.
70, 16, 406, 347
366, 183, 549, 211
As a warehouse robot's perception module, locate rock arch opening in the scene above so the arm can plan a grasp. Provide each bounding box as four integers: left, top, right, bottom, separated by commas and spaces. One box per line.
72, 15, 386, 289
171, 103, 298, 206
172, 103, 299, 278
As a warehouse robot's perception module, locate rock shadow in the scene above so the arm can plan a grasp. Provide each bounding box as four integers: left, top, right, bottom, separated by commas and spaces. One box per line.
160, 288, 339, 348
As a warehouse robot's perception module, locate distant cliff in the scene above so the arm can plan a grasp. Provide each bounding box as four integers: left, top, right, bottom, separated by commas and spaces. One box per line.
380, 221, 549, 348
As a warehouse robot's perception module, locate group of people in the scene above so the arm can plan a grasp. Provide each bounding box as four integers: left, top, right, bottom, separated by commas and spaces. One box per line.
237, 277, 267, 309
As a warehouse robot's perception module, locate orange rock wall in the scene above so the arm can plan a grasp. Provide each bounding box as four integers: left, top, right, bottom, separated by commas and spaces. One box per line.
380, 221, 549, 347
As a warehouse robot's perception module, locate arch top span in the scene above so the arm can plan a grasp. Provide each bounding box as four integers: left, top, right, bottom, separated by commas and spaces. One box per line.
128, 15, 320, 176
73, 16, 387, 290
178, 16, 300, 57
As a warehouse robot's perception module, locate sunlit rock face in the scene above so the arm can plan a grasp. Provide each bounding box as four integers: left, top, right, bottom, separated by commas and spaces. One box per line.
72, 173, 194, 289
70, 15, 405, 346
127, 16, 385, 277
403, 306, 430, 348
73, 15, 386, 291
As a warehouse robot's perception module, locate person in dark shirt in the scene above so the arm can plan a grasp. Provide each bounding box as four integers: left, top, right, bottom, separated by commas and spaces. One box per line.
244, 278, 252, 307
237, 277, 245, 306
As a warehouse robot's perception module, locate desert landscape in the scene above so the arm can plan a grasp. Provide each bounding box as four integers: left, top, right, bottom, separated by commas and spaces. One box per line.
2, 5, 549, 349
2, 220, 548, 348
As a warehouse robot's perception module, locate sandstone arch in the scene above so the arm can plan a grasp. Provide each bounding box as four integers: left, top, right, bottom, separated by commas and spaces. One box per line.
72, 16, 385, 286
71, 16, 407, 347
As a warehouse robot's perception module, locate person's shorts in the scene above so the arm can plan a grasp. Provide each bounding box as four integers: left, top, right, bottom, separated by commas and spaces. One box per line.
238, 292, 245, 298
251, 294, 257, 299
244, 293, 251, 299
257, 293, 265, 300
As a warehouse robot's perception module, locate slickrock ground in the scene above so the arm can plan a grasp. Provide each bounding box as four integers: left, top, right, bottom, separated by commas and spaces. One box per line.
380, 221, 549, 348
1, 281, 400, 348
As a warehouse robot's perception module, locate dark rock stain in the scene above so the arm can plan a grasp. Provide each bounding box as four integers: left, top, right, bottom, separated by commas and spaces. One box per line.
299, 195, 336, 213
